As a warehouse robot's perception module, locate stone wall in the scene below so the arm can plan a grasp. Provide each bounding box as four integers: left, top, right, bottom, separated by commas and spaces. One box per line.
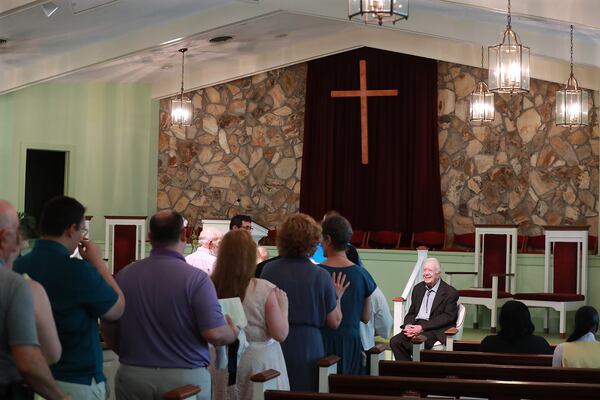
438, 61, 599, 239
157, 64, 306, 228
157, 58, 599, 237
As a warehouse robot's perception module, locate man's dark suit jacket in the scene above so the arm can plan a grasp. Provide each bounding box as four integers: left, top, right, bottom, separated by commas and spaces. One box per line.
402, 279, 459, 345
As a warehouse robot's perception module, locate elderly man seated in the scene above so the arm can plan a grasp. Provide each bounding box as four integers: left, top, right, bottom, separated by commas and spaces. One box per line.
185, 228, 222, 275
389, 257, 458, 361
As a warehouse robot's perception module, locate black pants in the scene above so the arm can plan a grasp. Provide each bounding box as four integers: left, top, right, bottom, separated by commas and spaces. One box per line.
389, 330, 439, 361
0, 381, 34, 400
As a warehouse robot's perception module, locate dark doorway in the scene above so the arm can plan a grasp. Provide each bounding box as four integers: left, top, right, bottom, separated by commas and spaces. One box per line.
24, 149, 67, 236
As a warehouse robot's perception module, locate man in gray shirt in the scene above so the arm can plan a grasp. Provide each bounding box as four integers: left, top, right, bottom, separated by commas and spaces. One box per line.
0, 199, 67, 399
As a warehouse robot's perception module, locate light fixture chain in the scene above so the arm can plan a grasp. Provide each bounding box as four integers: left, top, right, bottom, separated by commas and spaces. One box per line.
570, 25, 574, 77
507, 0, 511, 28
180, 49, 186, 100
480, 46, 484, 80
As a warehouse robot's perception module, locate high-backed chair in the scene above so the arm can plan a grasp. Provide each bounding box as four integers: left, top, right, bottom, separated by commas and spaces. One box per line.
367, 231, 401, 249
515, 226, 589, 338
445, 225, 517, 332
526, 234, 545, 254
411, 231, 445, 250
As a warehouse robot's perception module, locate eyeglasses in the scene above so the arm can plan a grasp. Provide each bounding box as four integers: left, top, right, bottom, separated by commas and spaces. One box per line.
242, 225, 253, 231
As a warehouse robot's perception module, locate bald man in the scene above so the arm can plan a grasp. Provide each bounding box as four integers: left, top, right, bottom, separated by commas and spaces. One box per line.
185, 228, 222, 275
0, 200, 68, 400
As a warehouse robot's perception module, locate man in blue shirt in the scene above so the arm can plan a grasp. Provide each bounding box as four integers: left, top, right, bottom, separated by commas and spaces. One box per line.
15, 196, 125, 399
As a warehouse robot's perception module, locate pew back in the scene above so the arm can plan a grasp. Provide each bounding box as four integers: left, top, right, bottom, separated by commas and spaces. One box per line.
328, 375, 600, 400
420, 349, 553, 366
379, 360, 600, 383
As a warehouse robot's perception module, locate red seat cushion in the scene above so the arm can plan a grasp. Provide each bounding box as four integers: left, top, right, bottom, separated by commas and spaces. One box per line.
459, 289, 513, 299
514, 292, 585, 302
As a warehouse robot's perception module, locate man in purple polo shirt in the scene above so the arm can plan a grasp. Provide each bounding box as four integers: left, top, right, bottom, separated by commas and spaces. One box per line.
101, 210, 239, 399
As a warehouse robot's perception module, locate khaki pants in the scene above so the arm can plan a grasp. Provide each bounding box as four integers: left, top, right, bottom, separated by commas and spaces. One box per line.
42, 379, 106, 400
115, 364, 210, 400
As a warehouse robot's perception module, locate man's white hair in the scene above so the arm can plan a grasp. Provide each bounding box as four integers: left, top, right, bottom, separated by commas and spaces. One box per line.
423, 257, 441, 273
199, 228, 222, 245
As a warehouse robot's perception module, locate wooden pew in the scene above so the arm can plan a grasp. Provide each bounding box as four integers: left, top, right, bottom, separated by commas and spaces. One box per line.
328, 375, 600, 400
419, 349, 553, 366
378, 360, 600, 384
263, 393, 451, 400
452, 339, 557, 352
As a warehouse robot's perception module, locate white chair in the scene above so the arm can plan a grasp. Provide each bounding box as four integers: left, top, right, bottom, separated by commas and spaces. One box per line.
411, 303, 466, 361
446, 225, 517, 333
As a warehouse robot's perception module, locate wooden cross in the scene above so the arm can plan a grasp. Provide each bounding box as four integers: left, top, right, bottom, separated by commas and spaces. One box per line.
331, 59, 398, 164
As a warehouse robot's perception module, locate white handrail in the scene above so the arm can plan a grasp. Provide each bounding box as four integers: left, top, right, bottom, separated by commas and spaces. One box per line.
393, 248, 428, 335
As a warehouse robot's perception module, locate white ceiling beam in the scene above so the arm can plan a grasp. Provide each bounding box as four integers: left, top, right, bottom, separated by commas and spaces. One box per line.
0, 0, 45, 17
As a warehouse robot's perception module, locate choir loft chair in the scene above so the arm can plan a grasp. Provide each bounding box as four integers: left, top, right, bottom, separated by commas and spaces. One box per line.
350, 229, 368, 248
367, 230, 401, 249
442, 232, 475, 252
411, 231, 446, 250
514, 226, 589, 338
445, 225, 517, 333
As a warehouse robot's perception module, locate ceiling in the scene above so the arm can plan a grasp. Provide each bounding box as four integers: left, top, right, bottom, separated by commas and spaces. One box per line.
0, 0, 599, 97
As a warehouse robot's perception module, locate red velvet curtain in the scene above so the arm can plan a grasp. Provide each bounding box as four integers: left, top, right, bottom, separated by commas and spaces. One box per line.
300, 47, 443, 233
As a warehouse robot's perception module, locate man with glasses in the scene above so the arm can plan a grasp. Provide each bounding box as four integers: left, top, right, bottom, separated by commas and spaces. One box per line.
15, 196, 124, 399
389, 257, 458, 361
229, 214, 252, 232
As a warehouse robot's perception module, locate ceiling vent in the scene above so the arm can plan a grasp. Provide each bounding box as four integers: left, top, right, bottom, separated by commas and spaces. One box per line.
209, 35, 233, 43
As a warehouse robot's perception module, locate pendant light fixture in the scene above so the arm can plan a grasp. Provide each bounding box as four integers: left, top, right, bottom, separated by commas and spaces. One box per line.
488, 0, 529, 94
556, 25, 588, 127
348, 0, 409, 26
470, 46, 495, 123
171, 48, 193, 127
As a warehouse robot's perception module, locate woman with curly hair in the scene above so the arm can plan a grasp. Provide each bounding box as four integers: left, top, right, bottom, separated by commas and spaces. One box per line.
261, 213, 348, 391
212, 229, 289, 399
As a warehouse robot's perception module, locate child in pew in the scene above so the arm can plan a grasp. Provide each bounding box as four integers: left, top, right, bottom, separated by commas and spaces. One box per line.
553, 306, 600, 368
480, 300, 553, 354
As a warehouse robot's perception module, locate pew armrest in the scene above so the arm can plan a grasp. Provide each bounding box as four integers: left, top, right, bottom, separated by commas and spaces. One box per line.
444, 327, 459, 336
250, 369, 281, 400
317, 355, 340, 393
366, 344, 388, 376
250, 369, 281, 383
162, 385, 201, 400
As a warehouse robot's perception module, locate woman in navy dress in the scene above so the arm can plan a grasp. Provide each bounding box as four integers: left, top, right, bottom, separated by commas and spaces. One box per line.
319, 215, 376, 374
261, 213, 348, 391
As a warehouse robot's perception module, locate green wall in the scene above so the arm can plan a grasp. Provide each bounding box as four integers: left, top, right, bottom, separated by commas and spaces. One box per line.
0, 83, 158, 240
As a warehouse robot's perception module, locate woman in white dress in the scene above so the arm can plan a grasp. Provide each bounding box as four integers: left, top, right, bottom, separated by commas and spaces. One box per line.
212, 229, 289, 400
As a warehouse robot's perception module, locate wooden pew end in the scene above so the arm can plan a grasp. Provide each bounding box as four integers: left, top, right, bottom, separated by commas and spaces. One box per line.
317, 355, 340, 393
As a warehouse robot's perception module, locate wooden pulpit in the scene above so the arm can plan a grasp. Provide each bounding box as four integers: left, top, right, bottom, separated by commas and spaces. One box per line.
104, 216, 147, 275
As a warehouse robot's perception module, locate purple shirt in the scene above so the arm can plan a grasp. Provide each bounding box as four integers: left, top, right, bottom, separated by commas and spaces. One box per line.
115, 248, 225, 368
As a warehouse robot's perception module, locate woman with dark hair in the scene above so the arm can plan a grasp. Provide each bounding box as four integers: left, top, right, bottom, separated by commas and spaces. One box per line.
261, 213, 348, 391
212, 229, 289, 399
319, 215, 376, 375
480, 300, 552, 354
552, 306, 600, 367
